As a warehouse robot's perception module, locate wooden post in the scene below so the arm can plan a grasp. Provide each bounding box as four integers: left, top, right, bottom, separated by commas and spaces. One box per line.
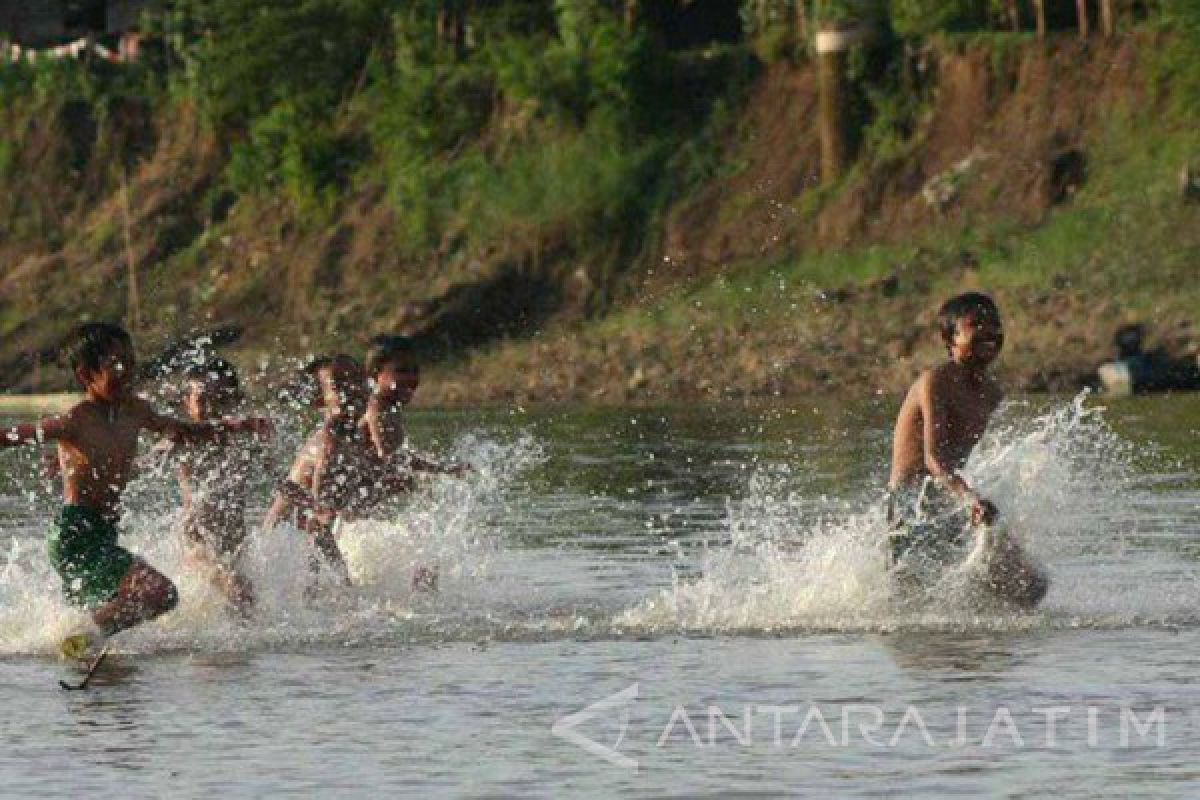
1077, 0, 1089, 38
1100, 0, 1116, 38
795, 0, 809, 45
1033, 0, 1046, 39
816, 24, 869, 184
624, 0, 637, 33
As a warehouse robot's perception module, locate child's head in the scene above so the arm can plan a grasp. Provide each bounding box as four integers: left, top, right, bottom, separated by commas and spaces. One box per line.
365, 335, 420, 407
63, 322, 135, 401
305, 354, 367, 417
182, 358, 242, 421
937, 292, 1004, 366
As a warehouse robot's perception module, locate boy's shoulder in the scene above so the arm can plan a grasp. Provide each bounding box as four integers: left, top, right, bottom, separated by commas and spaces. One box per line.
905, 365, 945, 397
918, 362, 1003, 404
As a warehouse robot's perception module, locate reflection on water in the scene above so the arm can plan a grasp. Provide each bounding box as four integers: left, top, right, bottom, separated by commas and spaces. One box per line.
877, 632, 1021, 675
0, 395, 1196, 794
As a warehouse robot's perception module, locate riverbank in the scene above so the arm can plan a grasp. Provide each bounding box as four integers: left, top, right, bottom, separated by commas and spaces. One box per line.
1, 22, 1198, 403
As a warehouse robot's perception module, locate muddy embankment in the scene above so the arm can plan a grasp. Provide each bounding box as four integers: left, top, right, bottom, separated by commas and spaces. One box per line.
1, 37, 1196, 404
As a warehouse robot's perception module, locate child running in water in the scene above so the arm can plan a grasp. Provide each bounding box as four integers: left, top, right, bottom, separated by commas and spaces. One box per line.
156, 358, 260, 614
362, 336, 471, 590
886, 293, 1046, 607
264, 355, 412, 599
0, 324, 270, 658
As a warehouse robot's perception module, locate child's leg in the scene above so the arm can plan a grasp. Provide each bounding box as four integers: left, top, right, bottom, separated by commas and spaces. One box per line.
312, 530, 352, 587
91, 559, 179, 637
185, 544, 255, 615
302, 521, 352, 602
412, 564, 439, 592
212, 565, 255, 615
983, 532, 1048, 609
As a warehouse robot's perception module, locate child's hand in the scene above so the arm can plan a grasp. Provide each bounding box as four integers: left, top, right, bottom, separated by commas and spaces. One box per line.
971, 495, 999, 526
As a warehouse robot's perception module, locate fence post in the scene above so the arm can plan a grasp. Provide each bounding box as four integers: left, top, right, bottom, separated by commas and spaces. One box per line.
816, 23, 872, 184
1033, 0, 1046, 40
1077, 0, 1090, 38
1100, 0, 1116, 38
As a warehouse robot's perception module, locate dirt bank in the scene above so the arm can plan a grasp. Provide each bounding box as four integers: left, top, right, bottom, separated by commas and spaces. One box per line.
1, 35, 1197, 404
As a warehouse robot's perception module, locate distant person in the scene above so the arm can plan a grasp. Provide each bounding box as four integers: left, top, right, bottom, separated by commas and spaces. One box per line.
0, 323, 270, 660
885, 293, 1046, 608
156, 359, 261, 615
1099, 323, 1200, 394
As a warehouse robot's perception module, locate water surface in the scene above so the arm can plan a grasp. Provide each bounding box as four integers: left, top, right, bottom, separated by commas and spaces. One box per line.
1, 394, 1198, 796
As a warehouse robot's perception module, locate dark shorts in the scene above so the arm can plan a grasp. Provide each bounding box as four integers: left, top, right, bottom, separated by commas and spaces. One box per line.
884, 480, 971, 571
47, 505, 135, 608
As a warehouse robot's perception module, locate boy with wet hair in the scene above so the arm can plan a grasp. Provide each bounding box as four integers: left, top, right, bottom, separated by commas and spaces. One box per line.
886, 293, 1046, 607
362, 335, 469, 476
1, 323, 271, 658
157, 358, 259, 613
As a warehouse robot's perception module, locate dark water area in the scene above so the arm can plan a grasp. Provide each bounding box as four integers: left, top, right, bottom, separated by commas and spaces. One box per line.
0, 394, 1198, 795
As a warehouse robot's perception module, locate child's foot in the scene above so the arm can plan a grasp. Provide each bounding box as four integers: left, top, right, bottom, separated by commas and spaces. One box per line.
58, 624, 106, 662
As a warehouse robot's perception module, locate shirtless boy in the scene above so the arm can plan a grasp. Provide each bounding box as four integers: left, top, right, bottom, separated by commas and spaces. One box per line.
361, 335, 469, 477
1, 323, 270, 657
361, 336, 469, 590
158, 358, 259, 614
264, 355, 411, 597
886, 293, 1046, 607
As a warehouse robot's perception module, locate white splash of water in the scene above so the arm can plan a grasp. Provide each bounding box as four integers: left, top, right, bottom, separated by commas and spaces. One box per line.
617, 393, 1200, 634
0, 429, 545, 656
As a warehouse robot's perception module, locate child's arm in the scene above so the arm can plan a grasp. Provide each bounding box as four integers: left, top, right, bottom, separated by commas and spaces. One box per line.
1, 414, 71, 448
135, 399, 272, 445
362, 413, 469, 477
920, 374, 997, 524
263, 433, 319, 530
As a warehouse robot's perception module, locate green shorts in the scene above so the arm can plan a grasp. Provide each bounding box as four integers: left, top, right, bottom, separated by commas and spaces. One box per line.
47, 505, 135, 608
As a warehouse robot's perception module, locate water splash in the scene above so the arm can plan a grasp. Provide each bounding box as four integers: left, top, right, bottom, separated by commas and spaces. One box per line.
617, 393, 1200, 634
0, 426, 545, 656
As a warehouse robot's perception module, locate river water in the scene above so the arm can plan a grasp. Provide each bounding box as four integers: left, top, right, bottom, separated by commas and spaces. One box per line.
1, 393, 1199, 797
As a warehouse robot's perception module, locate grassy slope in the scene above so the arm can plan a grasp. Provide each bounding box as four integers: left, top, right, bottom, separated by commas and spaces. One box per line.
0, 34, 1197, 403
418, 38, 1200, 404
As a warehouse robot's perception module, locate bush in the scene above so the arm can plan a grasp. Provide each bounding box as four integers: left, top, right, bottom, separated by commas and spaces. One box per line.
1153, 0, 1200, 116
226, 102, 351, 217
890, 0, 990, 37
173, 0, 389, 130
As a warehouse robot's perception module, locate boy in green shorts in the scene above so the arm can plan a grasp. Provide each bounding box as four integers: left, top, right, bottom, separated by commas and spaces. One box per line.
1, 323, 271, 657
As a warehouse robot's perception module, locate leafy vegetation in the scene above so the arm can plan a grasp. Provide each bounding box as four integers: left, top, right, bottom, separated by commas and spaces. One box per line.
1, 0, 1198, 399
